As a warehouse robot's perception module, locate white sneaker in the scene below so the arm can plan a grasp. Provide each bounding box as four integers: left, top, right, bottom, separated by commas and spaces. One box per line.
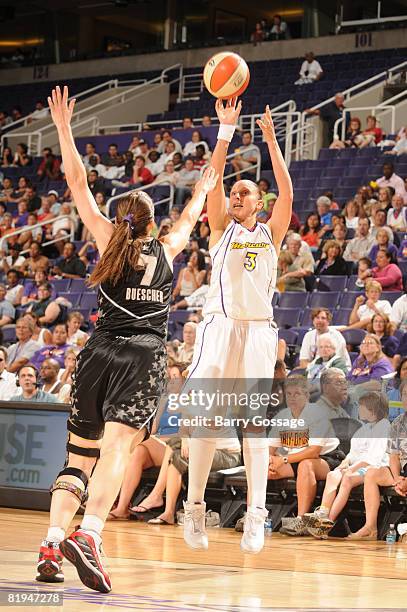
240, 507, 268, 554
183, 501, 208, 550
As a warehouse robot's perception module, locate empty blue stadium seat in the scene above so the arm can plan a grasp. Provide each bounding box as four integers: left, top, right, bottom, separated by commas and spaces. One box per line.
79, 293, 98, 310
308, 292, 341, 309
274, 309, 301, 328
314, 276, 347, 292
341, 329, 367, 346
278, 292, 308, 309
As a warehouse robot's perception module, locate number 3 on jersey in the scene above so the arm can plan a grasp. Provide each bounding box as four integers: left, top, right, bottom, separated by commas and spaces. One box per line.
244, 251, 258, 272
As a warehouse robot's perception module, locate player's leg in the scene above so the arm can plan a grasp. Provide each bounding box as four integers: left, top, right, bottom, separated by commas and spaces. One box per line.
60, 423, 145, 593
240, 323, 278, 553
36, 432, 100, 584
183, 316, 237, 549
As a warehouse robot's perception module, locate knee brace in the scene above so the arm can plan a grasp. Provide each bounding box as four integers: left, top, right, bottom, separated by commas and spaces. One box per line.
50, 467, 89, 504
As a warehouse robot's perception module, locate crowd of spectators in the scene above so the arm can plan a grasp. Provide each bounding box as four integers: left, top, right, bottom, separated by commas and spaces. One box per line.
0, 108, 406, 539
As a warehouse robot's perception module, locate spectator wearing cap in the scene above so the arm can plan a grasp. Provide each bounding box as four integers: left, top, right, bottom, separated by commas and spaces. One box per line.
0, 243, 25, 273
376, 162, 407, 203
52, 242, 86, 279
0, 346, 18, 400
0, 283, 15, 327
7, 316, 41, 373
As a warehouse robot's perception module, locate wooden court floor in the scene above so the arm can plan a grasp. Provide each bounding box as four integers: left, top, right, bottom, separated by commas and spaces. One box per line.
0, 508, 407, 612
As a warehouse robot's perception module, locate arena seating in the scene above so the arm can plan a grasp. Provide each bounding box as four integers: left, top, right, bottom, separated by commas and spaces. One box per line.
147, 47, 407, 122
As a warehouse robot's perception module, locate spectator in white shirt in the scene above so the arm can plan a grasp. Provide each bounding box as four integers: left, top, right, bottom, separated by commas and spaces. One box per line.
183, 131, 209, 158
145, 150, 164, 177
0, 244, 25, 273
7, 316, 41, 373
376, 162, 407, 203
299, 307, 351, 369
27, 101, 49, 123
387, 194, 407, 231
157, 130, 182, 154
0, 346, 18, 400
5, 269, 23, 306
348, 280, 392, 329
295, 52, 323, 85
391, 294, 407, 333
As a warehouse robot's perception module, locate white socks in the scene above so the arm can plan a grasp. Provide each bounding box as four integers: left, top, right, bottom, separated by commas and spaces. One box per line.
243, 437, 269, 509
80, 514, 104, 544
187, 437, 217, 503
46, 527, 65, 544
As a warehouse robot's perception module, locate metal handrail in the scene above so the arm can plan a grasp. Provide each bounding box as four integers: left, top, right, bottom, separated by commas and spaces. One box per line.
333, 105, 397, 142
297, 59, 407, 161
0, 215, 75, 254
286, 119, 317, 163
180, 73, 204, 100
106, 182, 175, 220
199, 146, 262, 182
97, 100, 298, 139
1, 79, 119, 135
306, 60, 407, 113
1, 116, 101, 155
160, 63, 184, 101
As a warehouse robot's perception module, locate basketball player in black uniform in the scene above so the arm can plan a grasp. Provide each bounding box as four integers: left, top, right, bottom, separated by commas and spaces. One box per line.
35, 86, 217, 593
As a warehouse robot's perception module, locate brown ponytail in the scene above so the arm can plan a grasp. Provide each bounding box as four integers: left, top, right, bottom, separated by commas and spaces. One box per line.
88, 190, 154, 287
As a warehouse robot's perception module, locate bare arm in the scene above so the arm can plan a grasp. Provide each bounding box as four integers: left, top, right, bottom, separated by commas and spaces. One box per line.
207, 98, 242, 248
162, 167, 218, 259
259, 107, 293, 253
47, 86, 113, 255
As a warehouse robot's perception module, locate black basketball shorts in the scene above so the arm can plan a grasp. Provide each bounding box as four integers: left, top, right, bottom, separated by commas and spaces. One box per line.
68, 330, 167, 440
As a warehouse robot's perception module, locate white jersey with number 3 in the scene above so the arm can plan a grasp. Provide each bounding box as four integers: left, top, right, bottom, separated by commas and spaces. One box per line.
203, 220, 277, 321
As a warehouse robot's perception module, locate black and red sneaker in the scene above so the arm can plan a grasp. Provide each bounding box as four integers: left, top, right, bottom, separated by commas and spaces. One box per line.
36, 541, 64, 583
59, 529, 111, 593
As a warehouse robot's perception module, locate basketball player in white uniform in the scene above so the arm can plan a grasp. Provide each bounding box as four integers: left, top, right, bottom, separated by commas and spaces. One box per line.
183, 99, 293, 554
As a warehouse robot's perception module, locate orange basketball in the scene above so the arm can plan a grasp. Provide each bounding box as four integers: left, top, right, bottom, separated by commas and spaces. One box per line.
203, 52, 250, 99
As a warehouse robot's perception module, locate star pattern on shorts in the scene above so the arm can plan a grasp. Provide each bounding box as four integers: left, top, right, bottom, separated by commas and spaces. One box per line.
71, 406, 79, 417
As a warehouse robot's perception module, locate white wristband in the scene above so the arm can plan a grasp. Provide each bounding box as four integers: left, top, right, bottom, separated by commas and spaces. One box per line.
217, 124, 236, 142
